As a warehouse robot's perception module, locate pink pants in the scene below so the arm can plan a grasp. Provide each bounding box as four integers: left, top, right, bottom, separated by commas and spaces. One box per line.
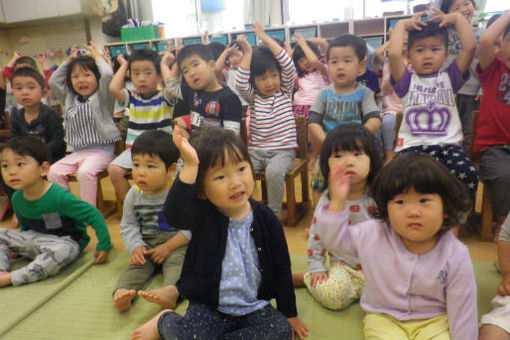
48, 150, 113, 207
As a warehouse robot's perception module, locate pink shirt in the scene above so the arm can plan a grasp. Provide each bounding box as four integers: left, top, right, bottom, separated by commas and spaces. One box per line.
381, 62, 403, 116
293, 68, 330, 106
316, 207, 478, 340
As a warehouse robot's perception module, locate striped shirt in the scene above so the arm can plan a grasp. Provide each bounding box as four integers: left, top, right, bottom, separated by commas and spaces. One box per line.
65, 97, 119, 150
235, 49, 297, 150
125, 89, 174, 148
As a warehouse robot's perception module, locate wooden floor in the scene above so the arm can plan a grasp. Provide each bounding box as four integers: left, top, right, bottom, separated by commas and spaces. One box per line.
1, 176, 497, 263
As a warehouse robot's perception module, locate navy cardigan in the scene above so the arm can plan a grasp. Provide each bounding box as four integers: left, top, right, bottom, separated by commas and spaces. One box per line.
163, 177, 298, 318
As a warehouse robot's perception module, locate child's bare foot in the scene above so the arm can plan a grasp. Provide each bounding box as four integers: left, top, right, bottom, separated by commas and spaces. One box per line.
131, 309, 171, 340
0, 271, 12, 287
113, 288, 136, 312
292, 271, 306, 287
138, 285, 179, 309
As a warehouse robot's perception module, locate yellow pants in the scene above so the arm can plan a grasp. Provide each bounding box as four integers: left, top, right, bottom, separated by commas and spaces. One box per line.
364, 313, 450, 340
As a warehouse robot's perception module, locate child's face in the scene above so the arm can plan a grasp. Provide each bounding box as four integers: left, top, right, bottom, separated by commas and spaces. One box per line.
71, 64, 98, 97
180, 54, 217, 91
447, 0, 475, 23
202, 155, 254, 219
130, 60, 161, 96
328, 148, 370, 187
408, 37, 447, 75
12, 76, 44, 109
227, 50, 243, 69
327, 46, 364, 92
387, 187, 444, 254
132, 153, 174, 196
297, 56, 315, 74
253, 68, 281, 97
0, 149, 49, 192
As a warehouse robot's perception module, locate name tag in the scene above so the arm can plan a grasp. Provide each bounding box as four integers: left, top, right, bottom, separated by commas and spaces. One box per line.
190, 111, 203, 128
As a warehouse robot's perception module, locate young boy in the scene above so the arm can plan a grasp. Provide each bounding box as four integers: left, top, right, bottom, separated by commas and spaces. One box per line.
473, 10, 510, 243
108, 49, 175, 204
163, 43, 242, 134
113, 130, 190, 312
0, 136, 111, 287
10, 67, 66, 163
308, 34, 381, 197
388, 11, 478, 200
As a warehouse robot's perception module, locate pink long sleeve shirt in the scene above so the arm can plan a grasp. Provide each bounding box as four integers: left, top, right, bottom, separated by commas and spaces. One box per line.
316, 207, 478, 340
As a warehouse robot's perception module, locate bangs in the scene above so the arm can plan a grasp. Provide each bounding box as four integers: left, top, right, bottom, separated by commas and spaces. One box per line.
209, 142, 248, 169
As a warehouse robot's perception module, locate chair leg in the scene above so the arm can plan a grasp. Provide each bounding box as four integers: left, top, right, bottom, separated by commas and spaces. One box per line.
481, 184, 493, 242
286, 176, 297, 226
261, 179, 268, 204
301, 170, 310, 204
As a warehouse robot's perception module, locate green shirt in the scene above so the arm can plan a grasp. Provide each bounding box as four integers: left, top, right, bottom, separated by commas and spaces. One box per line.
12, 183, 112, 251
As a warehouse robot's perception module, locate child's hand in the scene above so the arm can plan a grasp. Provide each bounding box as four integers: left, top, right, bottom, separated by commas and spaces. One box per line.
86, 41, 101, 60
36, 52, 46, 65
236, 35, 252, 53
202, 30, 210, 45
310, 271, 328, 287
130, 246, 147, 266
93, 250, 110, 264
253, 21, 265, 38
295, 33, 306, 46
69, 46, 80, 60
401, 11, 428, 32
144, 244, 172, 265
14, 51, 22, 59
498, 273, 510, 296
328, 165, 351, 211
161, 51, 175, 66
288, 317, 309, 340
173, 126, 199, 166
117, 54, 128, 67
429, 7, 462, 27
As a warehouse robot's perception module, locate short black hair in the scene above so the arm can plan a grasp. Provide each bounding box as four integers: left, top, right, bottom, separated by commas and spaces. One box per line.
128, 49, 161, 75
327, 34, 367, 61
14, 56, 37, 69
293, 40, 321, 77
319, 124, 383, 191
0, 135, 51, 165
131, 130, 179, 170
176, 44, 214, 71
440, 0, 475, 14
189, 128, 254, 197
249, 45, 281, 88
66, 56, 101, 96
408, 21, 448, 51
12, 67, 45, 89
370, 153, 471, 234
208, 42, 226, 60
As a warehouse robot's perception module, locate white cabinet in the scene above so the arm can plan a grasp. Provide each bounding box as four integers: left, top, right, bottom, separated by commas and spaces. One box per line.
35, 0, 59, 19
2, 0, 38, 23
56, 0, 81, 16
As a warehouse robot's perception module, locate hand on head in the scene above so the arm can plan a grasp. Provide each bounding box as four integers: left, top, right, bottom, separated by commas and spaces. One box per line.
172, 126, 199, 166
403, 11, 428, 31
236, 35, 252, 53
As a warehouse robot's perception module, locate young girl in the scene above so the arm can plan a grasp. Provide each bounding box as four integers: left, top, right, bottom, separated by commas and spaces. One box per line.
48, 42, 120, 207
215, 42, 249, 111
131, 126, 308, 340
293, 124, 383, 310
292, 33, 329, 121
235, 21, 297, 219
316, 152, 477, 340
435, 0, 485, 150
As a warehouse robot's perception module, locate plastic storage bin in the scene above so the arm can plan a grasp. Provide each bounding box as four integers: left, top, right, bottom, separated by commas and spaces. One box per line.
121, 25, 160, 42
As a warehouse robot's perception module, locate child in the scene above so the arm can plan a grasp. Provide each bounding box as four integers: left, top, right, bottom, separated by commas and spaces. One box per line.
48, 42, 121, 207
10, 67, 66, 163
479, 212, 510, 339
473, 10, 510, 241
108, 49, 175, 204
316, 152, 477, 340
0, 136, 112, 287
113, 130, 190, 312
437, 0, 485, 150
164, 43, 242, 134
292, 33, 329, 121
235, 22, 298, 218
131, 126, 309, 340
389, 12, 478, 201
293, 124, 383, 310
3, 51, 52, 87
308, 34, 381, 198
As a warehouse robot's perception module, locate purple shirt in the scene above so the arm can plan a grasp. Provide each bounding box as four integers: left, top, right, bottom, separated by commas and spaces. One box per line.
316, 207, 478, 340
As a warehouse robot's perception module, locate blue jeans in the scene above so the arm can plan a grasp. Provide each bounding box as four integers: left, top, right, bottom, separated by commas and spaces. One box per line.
158, 303, 292, 340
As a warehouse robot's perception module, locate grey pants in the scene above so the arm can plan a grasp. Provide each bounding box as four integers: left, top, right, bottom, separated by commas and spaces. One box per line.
479, 146, 510, 219
114, 234, 187, 292
249, 149, 295, 216
0, 229, 80, 286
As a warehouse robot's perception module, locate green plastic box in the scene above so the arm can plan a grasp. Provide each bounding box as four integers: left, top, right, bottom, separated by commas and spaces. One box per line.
121, 25, 160, 42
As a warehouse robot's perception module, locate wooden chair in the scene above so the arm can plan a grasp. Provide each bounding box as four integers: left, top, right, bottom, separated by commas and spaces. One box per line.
470, 110, 493, 241
241, 115, 310, 226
